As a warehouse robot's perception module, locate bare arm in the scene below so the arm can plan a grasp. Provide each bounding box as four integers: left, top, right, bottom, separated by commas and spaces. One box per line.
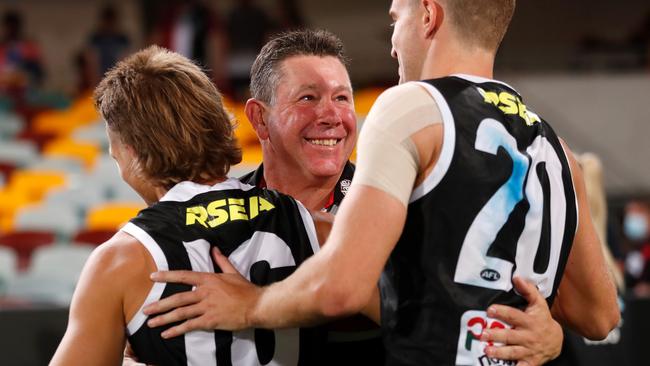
360, 285, 381, 325
550, 142, 620, 340
143, 186, 406, 335
142, 205, 383, 335
481, 142, 620, 363
50, 245, 127, 365
51, 233, 153, 365
313, 209, 381, 325
249, 185, 406, 327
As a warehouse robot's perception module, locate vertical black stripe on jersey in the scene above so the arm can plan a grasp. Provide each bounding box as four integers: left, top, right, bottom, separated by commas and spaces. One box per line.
127, 206, 194, 366
127, 187, 319, 366
379, 76, 577, 366
545, 129, 577, 305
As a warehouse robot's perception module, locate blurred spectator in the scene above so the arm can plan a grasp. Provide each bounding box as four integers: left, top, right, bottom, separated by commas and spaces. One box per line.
83, 5, 131, 89
579, 153, 625, 292
549, 154, 628, 366
74, 50, 94, 95
276, 0, 306, 29
622, 201, 650, 297
149, 0, 229, 93
0, 10, 44, 104
227, 0, 274, 99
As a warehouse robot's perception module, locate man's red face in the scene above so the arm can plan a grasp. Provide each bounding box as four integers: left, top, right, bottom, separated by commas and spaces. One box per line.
263, 55, 357, 179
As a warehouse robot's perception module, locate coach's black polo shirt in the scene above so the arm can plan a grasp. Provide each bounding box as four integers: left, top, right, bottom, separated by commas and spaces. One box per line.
239, 162, 355, 213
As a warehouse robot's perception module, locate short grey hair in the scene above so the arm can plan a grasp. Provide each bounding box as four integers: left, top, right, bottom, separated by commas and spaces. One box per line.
249, 29, 349, 104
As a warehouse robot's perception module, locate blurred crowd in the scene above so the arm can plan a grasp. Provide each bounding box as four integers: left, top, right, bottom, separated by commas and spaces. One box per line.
0, 0, 305, 120
575, 154, 650, 299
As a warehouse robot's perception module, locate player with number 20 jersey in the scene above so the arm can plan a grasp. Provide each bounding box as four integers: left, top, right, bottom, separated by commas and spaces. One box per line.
379, 75, 577, 366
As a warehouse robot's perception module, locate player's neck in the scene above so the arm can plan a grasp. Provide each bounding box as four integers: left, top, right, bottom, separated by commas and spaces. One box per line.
148, 176, 228, 205
144, 185, 169, 206
262, 163, 339, 211
421, 40, 495, 81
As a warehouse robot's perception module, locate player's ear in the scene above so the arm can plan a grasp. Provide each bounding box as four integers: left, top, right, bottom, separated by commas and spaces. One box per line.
422, 0, 442, 38
245, 98, 270, 140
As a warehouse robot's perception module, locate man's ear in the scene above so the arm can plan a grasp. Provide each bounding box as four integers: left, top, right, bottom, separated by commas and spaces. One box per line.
245, 98, 269, 140
422, 0, 443, 38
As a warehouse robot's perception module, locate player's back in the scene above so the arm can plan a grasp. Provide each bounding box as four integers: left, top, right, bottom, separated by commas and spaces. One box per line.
123, 178, 322, 366
380, 76, 578, 366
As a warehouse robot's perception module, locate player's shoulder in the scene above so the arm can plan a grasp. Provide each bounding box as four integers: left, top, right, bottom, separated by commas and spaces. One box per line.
374, 81, 434, 108
87, 231, 151, 282
365, 81, 441, 132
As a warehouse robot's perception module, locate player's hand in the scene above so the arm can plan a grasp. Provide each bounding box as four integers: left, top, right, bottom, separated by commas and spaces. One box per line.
481, 277, 563, 366
143, 247, 261, 337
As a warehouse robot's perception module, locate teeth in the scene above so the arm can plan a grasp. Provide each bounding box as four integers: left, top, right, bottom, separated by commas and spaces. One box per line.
308, 139, 338, 146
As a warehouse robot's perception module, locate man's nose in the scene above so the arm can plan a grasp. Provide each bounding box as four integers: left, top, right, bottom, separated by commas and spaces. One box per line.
317, 99, 343, 126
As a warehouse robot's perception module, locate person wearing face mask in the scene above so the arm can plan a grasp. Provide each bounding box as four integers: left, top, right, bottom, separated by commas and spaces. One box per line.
623, 203, 649, 243
623, 201, 650, 297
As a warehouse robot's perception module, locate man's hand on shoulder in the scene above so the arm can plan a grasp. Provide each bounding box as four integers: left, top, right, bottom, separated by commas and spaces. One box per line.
143, 247, 261, 337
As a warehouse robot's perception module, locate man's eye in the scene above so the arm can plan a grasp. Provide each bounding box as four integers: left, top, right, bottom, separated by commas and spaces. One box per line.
300, 95, 315, 101
336, 95, 350, 102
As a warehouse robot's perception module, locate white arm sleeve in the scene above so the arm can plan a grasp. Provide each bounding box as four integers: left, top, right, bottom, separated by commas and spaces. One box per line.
352, 82, 442, 206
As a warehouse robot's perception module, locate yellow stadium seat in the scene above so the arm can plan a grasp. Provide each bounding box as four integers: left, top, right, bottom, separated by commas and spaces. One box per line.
7, 170, 67, 203
31, 111, 75, 136
0, 216, 12, 232
85, 203, 145, 231
43, 139, 100, 171
214, 97, 259, 148
31, 94, 100, 137
354, 87, 386, 116
221, 95, 236, 111
229, 103, 259, 147
70, 93, 101, 124
240, 145, 263, 165
0, 188, 32, 231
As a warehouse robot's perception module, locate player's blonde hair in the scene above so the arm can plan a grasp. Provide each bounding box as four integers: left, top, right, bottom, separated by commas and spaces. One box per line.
94, 45, 242, 189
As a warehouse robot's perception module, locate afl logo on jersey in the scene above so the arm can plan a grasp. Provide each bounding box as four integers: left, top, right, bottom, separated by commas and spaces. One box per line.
340, 179, 351, 195
480, 269, 500, 282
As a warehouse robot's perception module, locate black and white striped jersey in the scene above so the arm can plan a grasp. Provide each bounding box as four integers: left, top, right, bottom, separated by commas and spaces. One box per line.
240, 162, 385, 366
380, 75, 578, 366
123, 178, 321, 366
